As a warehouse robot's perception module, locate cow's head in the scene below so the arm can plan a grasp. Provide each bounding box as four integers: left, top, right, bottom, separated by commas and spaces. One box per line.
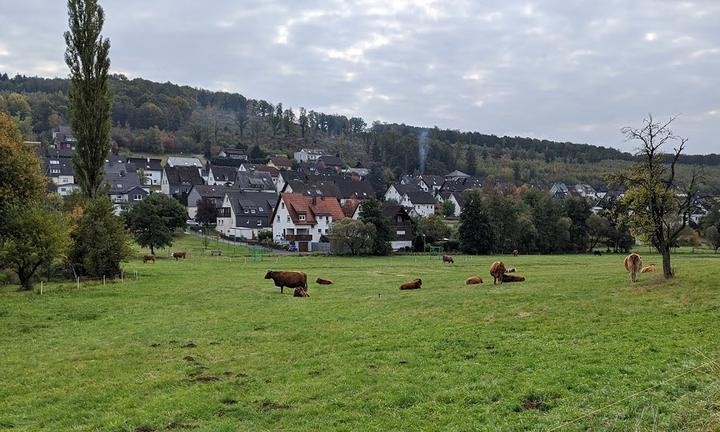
264, 271, 274, 279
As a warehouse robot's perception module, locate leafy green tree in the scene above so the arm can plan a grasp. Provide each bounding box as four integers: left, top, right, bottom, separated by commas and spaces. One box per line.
70, 197, 131, 277
125, 194, 186, 254
418, 214, 451, 244
442, 199, 456, 217
65, 0, 112, 199
586, 213, 611, 252
329, 219, 375, 255
6, 93, 31, 119
616, 115, 699, 278
458, 189, 493, 254
195, 197, 217, 227
485, 192, 523, 253
359, 198, 394, 256
522, 189, 567, 253
465, 146, 477, 175
2, 204, 70, 290
563, 196, 591, 252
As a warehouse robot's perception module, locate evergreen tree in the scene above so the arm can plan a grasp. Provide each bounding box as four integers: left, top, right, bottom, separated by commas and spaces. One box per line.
70, 197, 131, 277
65, 0, 112, 199
458, 190, 493, 254
465, 146, 477, 175
359, 198, 394, 255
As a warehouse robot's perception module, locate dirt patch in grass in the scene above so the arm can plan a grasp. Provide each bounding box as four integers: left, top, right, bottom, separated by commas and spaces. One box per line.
221, 397, 238, 405
149, 343, 161, 348
463, 353, 476, 360
261, 400, 291, 411
192, 375, 219, 383
181, 342, 197, 348
182, 356, 195, 362
135, 426, 155, 432
164, 422, 195, 429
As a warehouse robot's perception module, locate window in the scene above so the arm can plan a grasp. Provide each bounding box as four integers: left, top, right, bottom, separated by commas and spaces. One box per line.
397, 230, 406, 235
318, 229, 321, 233
116, 183, 122, 188
133, 194, 143, 201
281, 202, 285, 209
286, 216, 290, 222
50, 160, 59, 165
299, 214, 306, 221
257, 221, 262, 226
277, 215, 280, 222
51, 169, 60, 174
251, 209, 256, 214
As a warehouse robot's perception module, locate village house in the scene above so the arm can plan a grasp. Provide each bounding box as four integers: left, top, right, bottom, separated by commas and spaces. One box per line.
106, 171, 148, 215
417, 175, 445, 195
166, 156, 204, 168
384, 182, 421, 203
272, 193, 345, 252
187, 185, 235, 219
161, 165, 205, 198
126, 157, 163, 186
216, 191, 277, 239
437, 191, 465, 217
218, 148, 248, 160
383, 203, 415, 250
235, 171, 276, 193
293, 148, 326, 162
401, 190, 437, 217
52, 126, 76, 149
206, 165, 238, 186
267, 156, 294, 170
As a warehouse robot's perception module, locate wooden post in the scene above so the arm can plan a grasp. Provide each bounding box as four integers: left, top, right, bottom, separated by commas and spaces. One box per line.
121, 270, 124, 283
40, 281, 43, 295
76, 277, 80, 290
103, 275, 106, 286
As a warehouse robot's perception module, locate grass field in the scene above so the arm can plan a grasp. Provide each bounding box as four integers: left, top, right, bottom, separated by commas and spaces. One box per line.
1, 235, 719, 431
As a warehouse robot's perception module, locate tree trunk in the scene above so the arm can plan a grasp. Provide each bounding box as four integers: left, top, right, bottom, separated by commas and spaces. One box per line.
17, 266, 32, 291
150, 245, 155, 255
660, 245, 673, 279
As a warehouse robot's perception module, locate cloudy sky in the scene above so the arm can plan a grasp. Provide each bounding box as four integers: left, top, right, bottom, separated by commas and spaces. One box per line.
1, 0, 719, 153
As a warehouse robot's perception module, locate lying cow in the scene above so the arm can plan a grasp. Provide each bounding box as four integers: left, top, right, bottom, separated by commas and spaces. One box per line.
400, 278, 422, 290
641, 264, 656, 273
442, 255, 454, 264
316, 277, 334, 285
624, 253, 642, 283
501, 273, 526, 283
465, 275, 483, 285
172, 251, 187, 260
490, 261, 507, 285
265, 270, 308, 294
143, 254, 156, 263
507, 267, 517, 273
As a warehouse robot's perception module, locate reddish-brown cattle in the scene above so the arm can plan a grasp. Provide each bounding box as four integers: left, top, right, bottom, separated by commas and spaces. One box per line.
316, 278, 334, 285
501, 273, 526, 283
641, 264, 656, 273
465, 275, 483, 285
490, 261, 507, 285
143, 254, 156, 263
400, 278, 422, 290
172, 251, 187, 260
293, 287, 310, 297
265, 271, 308, 294
442, 255, 454, 264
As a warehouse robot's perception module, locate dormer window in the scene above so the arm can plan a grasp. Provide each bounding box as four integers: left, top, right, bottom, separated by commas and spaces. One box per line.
298, 213, 306, 221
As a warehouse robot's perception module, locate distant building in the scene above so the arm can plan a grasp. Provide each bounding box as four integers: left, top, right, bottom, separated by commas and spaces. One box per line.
106, 170, 148, 215
235, 171, 276, 193
437, 191, 465, 217
267, 156, 294, 170
383, 203, 415, 250
218, 148, 248, 160
161, 165, 204, 198
126, 157, 163, 185
166, 156, 204, 168
417, 175, 445, 195
445, 170, 471, 180
384, 183, 421, 203
187, 185, 235, 219
52, 126, 76, 149
293, 148, 325, 162
400, 190, 437, 217
207, 165, 238, 186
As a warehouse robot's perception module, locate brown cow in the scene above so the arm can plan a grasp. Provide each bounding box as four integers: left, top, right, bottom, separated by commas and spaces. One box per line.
624, 253, 642, 282
442, 255, 454, 264
172, 251, 187, 260
501, 273, 526, 283
512, 250, 519, 257
490, 261, 507, 285
400, 278, 422, 290
316, 277, 334, 285
293, 287, 310, 297
143, 254, 156, 263
641, 264, 656, 273
465, 275, 483, 285
506, 267, 517, 273
265, 271, 308, 294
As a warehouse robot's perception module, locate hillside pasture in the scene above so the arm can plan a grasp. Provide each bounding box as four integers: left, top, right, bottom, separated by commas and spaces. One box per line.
1, 236, 719, 431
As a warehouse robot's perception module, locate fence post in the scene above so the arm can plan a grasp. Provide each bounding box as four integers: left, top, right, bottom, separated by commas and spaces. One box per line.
121, 270, 124, 284
40, 281, 43, 295
103, 275, 106, 286
76, 277, 80, 290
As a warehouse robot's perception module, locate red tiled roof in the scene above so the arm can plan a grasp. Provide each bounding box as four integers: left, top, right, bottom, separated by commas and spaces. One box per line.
255, 164, 280, 177
280, 193, 345, 225
342, 198, 361, 218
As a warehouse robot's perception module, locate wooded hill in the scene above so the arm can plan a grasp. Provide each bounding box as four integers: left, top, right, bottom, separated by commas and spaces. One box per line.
1, 72, 718, 192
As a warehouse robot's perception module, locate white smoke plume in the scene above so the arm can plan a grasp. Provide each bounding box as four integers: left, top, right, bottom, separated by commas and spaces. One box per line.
418, 129, 429, 174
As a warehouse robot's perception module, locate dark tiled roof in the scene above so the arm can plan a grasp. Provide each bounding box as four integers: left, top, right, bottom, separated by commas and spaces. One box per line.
226, 191, 277, 228
209, 165, 238, 183
236, 171, 275, 191
334, 179, 375, 200
127, 157, 162, 171
319, 155, 343, 166
164, 166, 204, 186
404, 190, 436, 205
106, 171, 145, 194
392, 183, 421, 195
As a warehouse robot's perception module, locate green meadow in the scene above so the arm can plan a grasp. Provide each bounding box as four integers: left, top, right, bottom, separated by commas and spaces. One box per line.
1, 235, 719, 431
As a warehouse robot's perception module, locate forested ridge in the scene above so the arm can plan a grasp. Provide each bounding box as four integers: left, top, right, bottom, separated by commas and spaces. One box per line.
2, 72, 718, 190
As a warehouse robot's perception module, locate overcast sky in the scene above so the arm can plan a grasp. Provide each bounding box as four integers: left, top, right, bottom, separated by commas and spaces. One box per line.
1, 0, 719, 153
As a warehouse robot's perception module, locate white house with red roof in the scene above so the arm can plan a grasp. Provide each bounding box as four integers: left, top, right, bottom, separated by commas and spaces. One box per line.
272, 192, 345, 252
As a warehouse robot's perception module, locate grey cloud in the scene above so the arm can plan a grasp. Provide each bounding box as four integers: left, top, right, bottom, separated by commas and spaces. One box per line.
1, 0, 718, 153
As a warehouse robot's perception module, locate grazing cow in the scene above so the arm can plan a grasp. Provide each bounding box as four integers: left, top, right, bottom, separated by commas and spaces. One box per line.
501, 273, 526, 283
293, 287, 310, 297
624, 253, 643, 283
490, 261, 507, 285
265, 271, 308, 294
641, 264, 656, 273
143, 254, 156, 263
507, 267, 517, 273
593, 250, 603, 256
442, 255, 454, 264
316, 278, 334, 285
512, 250, 519, 257
400, 278, 422, 290
465, 275, 483, 285
172, 251, 187, 260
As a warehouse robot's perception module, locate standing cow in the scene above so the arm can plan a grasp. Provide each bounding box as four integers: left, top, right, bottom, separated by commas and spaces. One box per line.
143, 254, 156, 263
172, 251, 187, 260
442, 255, 454, 264
624, 253, 642, 283
490, 261, 507, 285
265, 271, 308, 294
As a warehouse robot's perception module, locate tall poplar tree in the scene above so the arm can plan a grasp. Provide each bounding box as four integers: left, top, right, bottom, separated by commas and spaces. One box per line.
64, 0, 112, 199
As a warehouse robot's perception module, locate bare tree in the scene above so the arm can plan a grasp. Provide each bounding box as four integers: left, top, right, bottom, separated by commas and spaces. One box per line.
617, 114, 700, 279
